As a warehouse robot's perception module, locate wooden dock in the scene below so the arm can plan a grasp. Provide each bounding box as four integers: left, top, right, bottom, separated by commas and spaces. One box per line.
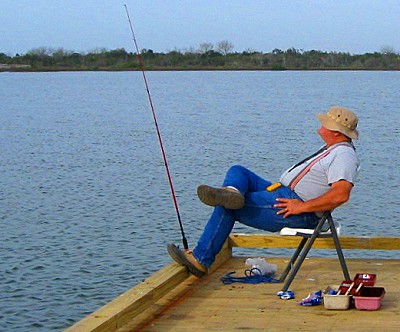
66, 234, 400, 332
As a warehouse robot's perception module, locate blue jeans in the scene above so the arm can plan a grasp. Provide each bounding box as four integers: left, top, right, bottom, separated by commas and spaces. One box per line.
193, 165, 319, 268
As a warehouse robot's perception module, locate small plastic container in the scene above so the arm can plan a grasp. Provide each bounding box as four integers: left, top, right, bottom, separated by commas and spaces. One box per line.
353, 286, 385, 310
323, 286, 351, 310
324, 294, 351, 310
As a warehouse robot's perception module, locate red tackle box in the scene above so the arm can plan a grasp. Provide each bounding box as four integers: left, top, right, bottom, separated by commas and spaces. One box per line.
353, 273, 377, 286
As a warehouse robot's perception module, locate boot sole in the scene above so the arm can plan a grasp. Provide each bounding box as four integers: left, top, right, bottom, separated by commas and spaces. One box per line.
197, 185, 244, 209
167, 244, 206, 278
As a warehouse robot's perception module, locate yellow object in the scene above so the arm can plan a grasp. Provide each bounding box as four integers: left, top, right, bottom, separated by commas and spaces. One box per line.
266, 182, 282, 192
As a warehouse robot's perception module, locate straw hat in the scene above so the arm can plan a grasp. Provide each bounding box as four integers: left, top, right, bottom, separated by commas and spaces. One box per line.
317, 106, 359, 139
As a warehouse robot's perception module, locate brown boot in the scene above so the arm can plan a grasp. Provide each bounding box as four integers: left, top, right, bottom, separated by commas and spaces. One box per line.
197, 185, 245, 209
167, 243, 207, 278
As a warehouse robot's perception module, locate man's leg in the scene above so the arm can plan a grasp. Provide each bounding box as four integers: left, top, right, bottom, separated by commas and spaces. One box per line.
193, 165, 273, 266
222, 164, 272, 193
234, 187, 318, 232
197, 165, 272, 209
168, 165, 317, 275
193, 206, 235, 268
192, 186, 318, 268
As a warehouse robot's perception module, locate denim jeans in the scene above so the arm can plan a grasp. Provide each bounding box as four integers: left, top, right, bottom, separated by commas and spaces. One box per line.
193, 165, 319, 268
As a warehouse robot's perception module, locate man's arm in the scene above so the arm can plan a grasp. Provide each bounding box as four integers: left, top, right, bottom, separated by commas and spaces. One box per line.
274, 180, 353, 218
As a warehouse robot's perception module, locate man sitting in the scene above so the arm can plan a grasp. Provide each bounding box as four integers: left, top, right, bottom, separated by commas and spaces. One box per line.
168, 106, 360, 278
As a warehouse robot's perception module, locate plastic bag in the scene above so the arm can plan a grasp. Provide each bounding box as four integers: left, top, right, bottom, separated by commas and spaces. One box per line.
245, 257, 277, 276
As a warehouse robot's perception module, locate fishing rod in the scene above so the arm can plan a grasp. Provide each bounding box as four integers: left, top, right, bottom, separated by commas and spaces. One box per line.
124, 4, 189, 250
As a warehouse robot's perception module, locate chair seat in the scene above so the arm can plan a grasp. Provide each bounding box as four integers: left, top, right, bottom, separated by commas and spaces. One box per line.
279, 221, 341, 237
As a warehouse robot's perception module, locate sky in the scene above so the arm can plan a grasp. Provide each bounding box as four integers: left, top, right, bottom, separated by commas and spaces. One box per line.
1, 0, 399, 56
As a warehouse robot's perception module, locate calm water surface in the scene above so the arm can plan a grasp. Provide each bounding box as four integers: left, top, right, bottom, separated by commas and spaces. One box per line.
0, 71, 399, 331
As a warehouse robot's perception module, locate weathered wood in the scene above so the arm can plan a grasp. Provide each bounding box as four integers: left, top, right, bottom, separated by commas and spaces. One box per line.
65, 263, 189, 332
66, 242, 232, 332
229, 234, 400, 250
122, 257, 400, 331
66, 236, 400, 331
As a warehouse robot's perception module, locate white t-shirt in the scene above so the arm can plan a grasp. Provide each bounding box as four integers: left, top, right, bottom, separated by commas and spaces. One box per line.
280, 143, 360, 202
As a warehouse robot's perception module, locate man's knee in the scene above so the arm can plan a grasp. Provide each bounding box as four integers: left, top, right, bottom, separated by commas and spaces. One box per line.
228, 164, 247, 173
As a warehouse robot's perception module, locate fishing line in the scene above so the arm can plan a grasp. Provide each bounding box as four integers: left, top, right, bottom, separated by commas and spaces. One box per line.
124, 4, 189, 249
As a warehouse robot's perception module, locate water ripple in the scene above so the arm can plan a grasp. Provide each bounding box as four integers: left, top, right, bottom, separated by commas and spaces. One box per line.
0, 71, 399, 331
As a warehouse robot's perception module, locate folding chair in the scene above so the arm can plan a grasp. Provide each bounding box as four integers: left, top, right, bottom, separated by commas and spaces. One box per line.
278, 211, 350, 292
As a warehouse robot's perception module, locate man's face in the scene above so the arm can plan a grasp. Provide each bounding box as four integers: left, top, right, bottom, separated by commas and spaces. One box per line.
317, 126, 338, 145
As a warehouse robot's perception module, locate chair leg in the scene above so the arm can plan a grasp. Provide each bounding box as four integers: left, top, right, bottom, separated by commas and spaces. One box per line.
279, 237, 307, 282
279, 212, 350, 292
280, 237, 316, 292
328, 216, 350, 280
280, 219, 326, 292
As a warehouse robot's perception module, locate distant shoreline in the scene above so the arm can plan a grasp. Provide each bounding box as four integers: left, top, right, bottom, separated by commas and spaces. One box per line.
2, 67, 400, 73
2, 48, 400, 72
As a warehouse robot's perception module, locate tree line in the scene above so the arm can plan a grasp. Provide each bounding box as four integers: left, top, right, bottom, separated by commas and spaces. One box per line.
1, 42, 399, 71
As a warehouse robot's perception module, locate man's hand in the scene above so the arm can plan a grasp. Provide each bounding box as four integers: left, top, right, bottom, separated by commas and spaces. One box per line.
274, 180, 353, 218
274, 198, 305, 218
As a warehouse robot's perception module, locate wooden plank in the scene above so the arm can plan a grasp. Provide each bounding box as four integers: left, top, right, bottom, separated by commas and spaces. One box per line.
67, 243, 232, 332
65, 263, 189, 332
229, 234, 400, 250
133, 257, 400, 332
66, 235, 400, 331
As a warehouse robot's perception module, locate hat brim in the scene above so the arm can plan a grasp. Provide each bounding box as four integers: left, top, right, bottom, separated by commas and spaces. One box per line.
317, 113, 359, 139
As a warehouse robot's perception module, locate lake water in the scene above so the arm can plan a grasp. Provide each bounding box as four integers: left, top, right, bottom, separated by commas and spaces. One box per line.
1, 70, 399, 331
